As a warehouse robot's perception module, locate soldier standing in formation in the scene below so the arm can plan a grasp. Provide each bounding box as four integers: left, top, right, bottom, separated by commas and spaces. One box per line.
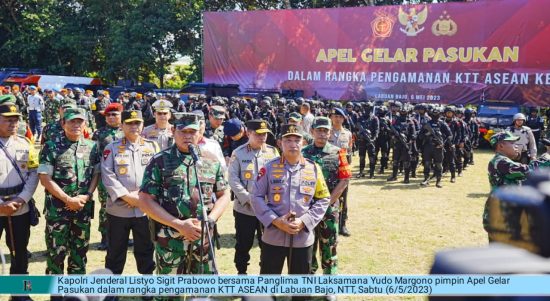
355, 103, 379, 179
252, 124, 330, 276
302, 117, 351, 275
92, 103, 124, 250
228, 120, 279, 275
142, 99, 174, 151
418, 107, 452, 188
328, 108, 353, 236
0, 103, 39, 301
139, 114, 230, 274
38, 108, 100, 279
101, 110, 158, 275
387, 104, 416, 183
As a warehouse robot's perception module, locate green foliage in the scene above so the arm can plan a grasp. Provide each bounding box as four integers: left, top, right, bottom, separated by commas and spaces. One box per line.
0, 0, 468, 84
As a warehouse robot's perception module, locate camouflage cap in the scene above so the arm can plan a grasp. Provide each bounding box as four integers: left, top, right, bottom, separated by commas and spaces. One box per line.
209, 105, 226, 119
288, 112, 303, 122
174, 113, 200, 131
490, 131, 519, 147
312, 116, 332, 129
280, 124, 303, 138
0, 94, 16, 105
0, 102, 21, 117
122, 110, 143, 123
63, 108, 87, 121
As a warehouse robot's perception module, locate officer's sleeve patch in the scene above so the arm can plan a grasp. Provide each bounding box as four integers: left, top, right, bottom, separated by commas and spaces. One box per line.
103, 149, 111, 161
313, 164, 330, 199
338, 149, 352, 179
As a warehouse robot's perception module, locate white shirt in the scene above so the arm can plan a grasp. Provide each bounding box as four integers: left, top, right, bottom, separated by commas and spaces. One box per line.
27, 94, 44, 111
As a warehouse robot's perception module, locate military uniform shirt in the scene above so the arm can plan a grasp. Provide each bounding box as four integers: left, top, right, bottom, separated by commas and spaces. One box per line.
0, 136, 39, 216
488, 153, 550, 191
38, 136, 99, 219
142, 124, 173, 151
252, 157, 330, 248
228, 143, 279, 216
198, 137, 227, 172
101, 137, 159, 218
302, 143, 351, 192
140, 145, 228, 240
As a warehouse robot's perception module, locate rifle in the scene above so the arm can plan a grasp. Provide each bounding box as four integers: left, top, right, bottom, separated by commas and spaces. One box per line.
422, 122, 445, 148
389, 123, 410, 152
356, 123, 375, 148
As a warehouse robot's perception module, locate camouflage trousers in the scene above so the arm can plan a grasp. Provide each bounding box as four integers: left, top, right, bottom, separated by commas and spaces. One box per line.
97, 182, 108, 236
155, 235, 213, 275
45, 215, 91, 274
311, 205, 339, 275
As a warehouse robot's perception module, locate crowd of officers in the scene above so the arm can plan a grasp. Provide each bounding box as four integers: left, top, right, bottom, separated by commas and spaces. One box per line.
2, 83, 542, 300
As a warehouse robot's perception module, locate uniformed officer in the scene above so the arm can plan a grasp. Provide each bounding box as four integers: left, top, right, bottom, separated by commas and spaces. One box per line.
288, 112, 313, 145
0, 103, 39, 301
302, 117, 351, 275
41, 102, 78, 145
38, 108, 100, 276
138, 114, 230, 274
228, 119, 279, 275
92, 102, 124, 250
328, 108, 353, 237
204, 105, 226, 148
252, 124, 330, 275
101, 110, 157, 275
483, 132, 550, 240
507, 113, 537, 164
142, 99, 174, 151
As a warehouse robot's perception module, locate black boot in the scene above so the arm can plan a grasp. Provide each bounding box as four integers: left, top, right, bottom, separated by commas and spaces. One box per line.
97, 235, 108, 251
403, 168, 410, 184
450, 170, 456, 183
436, 176, 443, 188
387, 166, 398, 181
339, 216, 350, 237
410, 160, 418, 178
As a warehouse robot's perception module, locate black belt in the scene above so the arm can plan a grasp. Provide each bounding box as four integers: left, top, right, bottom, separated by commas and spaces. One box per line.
0, 183, 25, 199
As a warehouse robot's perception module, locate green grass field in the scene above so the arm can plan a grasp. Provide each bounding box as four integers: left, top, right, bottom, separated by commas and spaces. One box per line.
2, 149, 493, 300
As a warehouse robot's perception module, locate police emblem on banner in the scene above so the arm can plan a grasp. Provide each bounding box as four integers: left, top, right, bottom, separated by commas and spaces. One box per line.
432, 11, 457, 36
371, 14, 394, 38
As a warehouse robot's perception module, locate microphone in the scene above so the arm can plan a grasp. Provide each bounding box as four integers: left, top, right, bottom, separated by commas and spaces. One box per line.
188, 144, 202, 165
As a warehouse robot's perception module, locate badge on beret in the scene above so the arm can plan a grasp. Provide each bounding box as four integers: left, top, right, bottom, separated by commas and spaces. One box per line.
244, 171, 252, 180
131, 111, 138, 118
273, 193, 281, 202
119, 166, 127, 175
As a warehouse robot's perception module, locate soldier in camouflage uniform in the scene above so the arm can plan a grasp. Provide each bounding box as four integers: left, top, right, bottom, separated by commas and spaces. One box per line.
483, 131, 550, 240
41, 102, 78, 145
139, 114, 230, 275
302, 117, 351, 275
204, 105, 226, 149
38, 108, 100, 276
43, 89, 62, 125
92, 103, 123, 250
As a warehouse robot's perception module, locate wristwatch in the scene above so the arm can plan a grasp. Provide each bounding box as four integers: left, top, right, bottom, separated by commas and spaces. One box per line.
86, 192, 94, 200
207, 217, 216, 229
